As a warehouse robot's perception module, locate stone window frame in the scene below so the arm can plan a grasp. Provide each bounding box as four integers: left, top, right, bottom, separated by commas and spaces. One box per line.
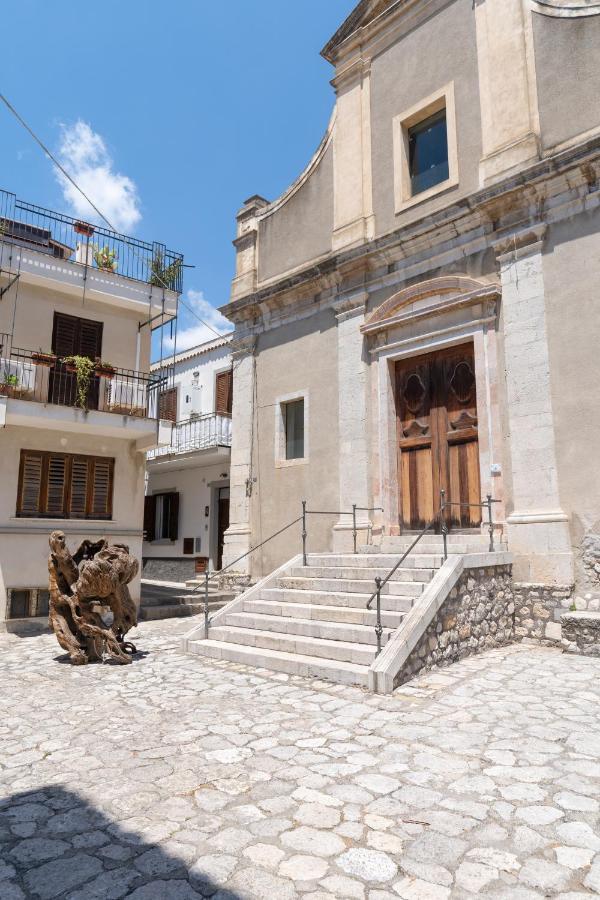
274, 389, 309, 469
392, 82, 459, 214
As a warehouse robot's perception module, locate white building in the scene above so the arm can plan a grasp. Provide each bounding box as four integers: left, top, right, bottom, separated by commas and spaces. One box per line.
143, 335, 233, 583
0, 187, 182, 628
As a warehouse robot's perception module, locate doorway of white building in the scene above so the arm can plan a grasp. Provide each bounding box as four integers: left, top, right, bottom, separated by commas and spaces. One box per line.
216, 486, 230, 570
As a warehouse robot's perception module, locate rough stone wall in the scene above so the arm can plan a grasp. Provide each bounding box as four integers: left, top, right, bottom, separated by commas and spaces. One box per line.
561, 611, 600, 657
513, 583, 572, 643
581, 533, 600, 588
142, 558, 197, 583
399, 566, 514, 685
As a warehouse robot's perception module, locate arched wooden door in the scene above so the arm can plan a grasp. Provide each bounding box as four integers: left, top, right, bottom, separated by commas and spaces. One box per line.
395, 344, 481, 531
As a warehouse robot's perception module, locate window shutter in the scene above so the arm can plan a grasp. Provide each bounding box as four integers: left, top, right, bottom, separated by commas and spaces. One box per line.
216, 370, 233, 416
46, 454, 67, 516
90, 458, 113, 519
52, 313, 78, 357
144, 495, 156, 542
79, 319, 103, 360
69, 457, 89, 518
168, 492, 180, 541
18, 452, 44, 516
159, 387, 177, 423
183, 537, 194, 555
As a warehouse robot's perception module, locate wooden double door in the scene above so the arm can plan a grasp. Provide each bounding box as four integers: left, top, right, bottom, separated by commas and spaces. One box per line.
396, 344, 481, 531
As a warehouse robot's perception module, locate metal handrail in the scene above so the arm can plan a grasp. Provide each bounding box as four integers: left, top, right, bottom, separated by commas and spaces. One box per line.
367, 490, 500, 657
300, 501, 384, 565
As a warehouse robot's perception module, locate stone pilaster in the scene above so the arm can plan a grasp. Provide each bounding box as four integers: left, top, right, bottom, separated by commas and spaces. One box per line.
496, 225, 574, 585
332, 294, 371, 551
230, 196, 269, 301
474, 0, 540, 184
221, 336, 256, 574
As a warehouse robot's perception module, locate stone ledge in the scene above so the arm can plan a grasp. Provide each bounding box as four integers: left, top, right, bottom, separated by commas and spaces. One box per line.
561, 610, 600, 657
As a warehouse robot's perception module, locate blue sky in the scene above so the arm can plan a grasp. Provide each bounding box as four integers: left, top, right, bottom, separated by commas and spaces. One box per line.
0, 0, 354, 357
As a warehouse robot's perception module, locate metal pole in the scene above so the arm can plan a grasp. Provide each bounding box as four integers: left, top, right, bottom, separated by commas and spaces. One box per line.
302, 500, 307, 566
204, 570, 210, 638
487, 493, 494, 552
374, 576, 383, 657
440, 488, 448, 560
352, 504, 357, 555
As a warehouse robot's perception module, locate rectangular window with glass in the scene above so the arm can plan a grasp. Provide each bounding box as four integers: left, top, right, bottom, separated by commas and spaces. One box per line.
408, 109, 449, 196
284, 398, 305, 460
143, 491, 179, 542
16, 450, 114, 519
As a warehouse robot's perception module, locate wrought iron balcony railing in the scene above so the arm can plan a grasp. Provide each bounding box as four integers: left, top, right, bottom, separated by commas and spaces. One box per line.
0, 188, 183, 293
147, 413, 232, 460
0, 333, 172, 420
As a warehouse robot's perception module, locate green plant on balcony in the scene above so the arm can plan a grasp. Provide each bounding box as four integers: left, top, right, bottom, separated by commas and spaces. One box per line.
62, 355, 95, 410
93, 244, 118, 273
149, 250, 181, 290
0, 371, 19, 397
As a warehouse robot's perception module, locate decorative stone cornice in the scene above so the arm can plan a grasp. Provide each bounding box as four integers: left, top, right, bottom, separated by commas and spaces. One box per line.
229, 335, 256, 361
333, 292, 368, 322
531, 0, 600, 18
492, 223, 547, 263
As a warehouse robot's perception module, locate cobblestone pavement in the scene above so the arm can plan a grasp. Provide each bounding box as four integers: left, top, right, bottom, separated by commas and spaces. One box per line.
1, 617, 600, 899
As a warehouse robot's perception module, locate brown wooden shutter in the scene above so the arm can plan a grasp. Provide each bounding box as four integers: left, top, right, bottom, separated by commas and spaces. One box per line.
183, 537, 194, 555
159, 387, 177, 423
52, 313, 78, 357
69, 457, 89, 518
79, 319, 103, 360
215, 370, 233, 416
46, 454, 67, 516
17, 451, 44, 516
168, 492, 180, 541
90, 458, 113, 519
144, 495, 156, 542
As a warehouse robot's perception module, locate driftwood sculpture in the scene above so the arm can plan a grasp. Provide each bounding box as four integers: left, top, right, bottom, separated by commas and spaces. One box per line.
48, 530, 139, 665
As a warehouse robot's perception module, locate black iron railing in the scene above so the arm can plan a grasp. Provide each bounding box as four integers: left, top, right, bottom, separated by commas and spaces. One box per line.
0, 188, 183, 292
0, 332, 170, 419
366, 489, 501, 657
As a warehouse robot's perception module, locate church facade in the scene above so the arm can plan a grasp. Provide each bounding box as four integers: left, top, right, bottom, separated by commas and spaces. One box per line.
220, 0, 600, 616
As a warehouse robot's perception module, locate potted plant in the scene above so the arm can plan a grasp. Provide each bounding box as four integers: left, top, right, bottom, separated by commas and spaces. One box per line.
31, 349, 56, 367
0, 372, 19, 397
74, 221, 95, 238
149, 250, 182, 291
62, 355, 96, 410
93, 244, 118, 273
95, 358, 115, 379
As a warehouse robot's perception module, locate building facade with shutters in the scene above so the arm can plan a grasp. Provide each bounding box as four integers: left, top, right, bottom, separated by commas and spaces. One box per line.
220, 0, 600, 616
143, 335, 233, 583
0, 189, 182, 626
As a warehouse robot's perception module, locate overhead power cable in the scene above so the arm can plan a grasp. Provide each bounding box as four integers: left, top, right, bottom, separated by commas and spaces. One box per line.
0, 91, 226, 339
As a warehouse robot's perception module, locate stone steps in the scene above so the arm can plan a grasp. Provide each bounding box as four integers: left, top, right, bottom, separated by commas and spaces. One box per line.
289, 565, 435, 582
277, 576, 425, 597
187, 639, 370, 687
222, 610, 390, 646
244, 597, 406, 628
260, 587, 414, 613
310, 553, 446, 569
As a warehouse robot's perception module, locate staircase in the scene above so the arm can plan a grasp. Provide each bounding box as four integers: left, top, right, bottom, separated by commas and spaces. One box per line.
185, 533, 497, 687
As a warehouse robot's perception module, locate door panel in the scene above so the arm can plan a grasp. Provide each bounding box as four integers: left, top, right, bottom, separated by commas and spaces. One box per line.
396, 344, 481, 531
49, 312, 102, 409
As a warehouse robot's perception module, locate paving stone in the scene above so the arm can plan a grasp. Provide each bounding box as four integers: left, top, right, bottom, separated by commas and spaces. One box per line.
127, 881, 203, 899
10, 837, 70, 865
392, 876, 450, 899
189, 854, 237, 893
336, 848, 398, 883
279, 854, 329, 881
554, 791, 599, 812
555, 845, 594, 870
319, 874, 365, 898
455, 860, 497, 892
242, 842, 285, 869
23, 853, 103, 899
519, 857, 572, 892
556, 821, 600, 851
515, 805, 564, 825
281, 826, 346, 857
294, 803, 341, 828
226, 865, 297, 900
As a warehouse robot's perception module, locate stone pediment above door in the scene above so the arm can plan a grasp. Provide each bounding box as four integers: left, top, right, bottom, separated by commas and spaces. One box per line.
361, 275, 501, 337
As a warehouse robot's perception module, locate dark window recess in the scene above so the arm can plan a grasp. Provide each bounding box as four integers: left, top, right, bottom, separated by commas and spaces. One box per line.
284, 399, 305, 460
36, 590, 50, 617
215, 370, 233, 416
49, 312, 103, 409
408, 109, 449, 196
16, 450, 114, 519
159, 387, 178, 423
144, 492, 179, 542
183, 537, 194, 555
8, 590, 30, 619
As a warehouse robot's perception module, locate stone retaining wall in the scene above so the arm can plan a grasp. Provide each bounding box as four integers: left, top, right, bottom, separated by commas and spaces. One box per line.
561, 611, 600, 657
142, 557, 197, 583
400, 565, 514, 684
513, 583, 572, 643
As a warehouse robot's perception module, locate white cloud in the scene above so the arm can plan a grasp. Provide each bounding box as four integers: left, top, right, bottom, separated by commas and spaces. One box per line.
165, 289, 233, 353
56, 120, 141, 233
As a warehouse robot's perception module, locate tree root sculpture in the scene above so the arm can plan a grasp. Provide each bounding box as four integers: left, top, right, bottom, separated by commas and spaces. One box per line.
48, 530, 139, 665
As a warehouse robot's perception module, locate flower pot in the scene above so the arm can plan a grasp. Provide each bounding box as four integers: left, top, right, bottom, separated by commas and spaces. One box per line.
31, 352, 56, 367
74, 221, 95, 237
95, 366, 115, 380
64, 363, 78, 374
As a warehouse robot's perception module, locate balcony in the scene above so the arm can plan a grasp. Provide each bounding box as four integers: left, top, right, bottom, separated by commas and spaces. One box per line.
147, 414, 232, 469
0, 333, 174, 450
0, 189, 183, 316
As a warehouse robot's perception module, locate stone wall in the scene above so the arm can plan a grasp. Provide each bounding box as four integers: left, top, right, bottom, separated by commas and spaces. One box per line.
561, 611, 600, 657
513, 583, 572, 643
581, 533, 600, 588
142, 558, 197, 583
400, 566, 513, 685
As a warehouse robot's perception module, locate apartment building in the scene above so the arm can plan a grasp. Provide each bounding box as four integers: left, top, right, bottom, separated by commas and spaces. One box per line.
143, 335, 233, 583
0, 188, 182, 627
